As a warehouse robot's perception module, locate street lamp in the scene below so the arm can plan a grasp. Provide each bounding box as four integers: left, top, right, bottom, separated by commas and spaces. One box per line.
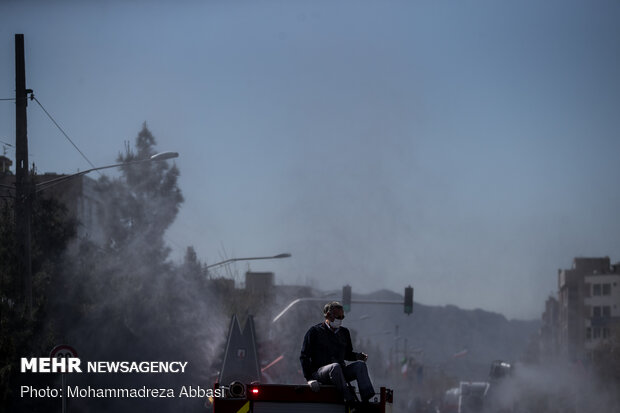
35, 152, 179, 193
14, 151, 179, 316
206, 253, 291, 270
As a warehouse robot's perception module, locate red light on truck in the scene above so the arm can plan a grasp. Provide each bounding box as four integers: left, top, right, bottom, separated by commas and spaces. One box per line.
251, 388, 259, 395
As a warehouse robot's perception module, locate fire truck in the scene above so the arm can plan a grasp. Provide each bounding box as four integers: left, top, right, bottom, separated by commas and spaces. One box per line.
212, 315, 394, 413
213, 381, 393, 413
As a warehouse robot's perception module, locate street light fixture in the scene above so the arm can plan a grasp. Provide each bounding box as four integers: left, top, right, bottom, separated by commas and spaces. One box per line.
149, 151, 179, 161
206, 253, 292, 270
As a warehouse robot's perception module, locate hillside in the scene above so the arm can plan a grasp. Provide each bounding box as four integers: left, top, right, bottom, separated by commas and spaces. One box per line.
341, 289, 540, 380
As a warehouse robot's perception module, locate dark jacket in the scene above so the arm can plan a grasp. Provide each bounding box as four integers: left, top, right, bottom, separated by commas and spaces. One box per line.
300, 322, 361, 381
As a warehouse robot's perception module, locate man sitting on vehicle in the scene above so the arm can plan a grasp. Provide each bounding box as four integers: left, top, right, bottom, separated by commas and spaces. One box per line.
299, 301, 376, 403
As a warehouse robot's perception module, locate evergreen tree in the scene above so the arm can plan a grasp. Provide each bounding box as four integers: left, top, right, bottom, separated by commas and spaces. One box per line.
57, 123, 184, 352
98, 122, 183, 262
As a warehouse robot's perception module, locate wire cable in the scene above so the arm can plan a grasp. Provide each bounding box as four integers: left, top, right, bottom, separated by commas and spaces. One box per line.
0, 98, 16, 101
31, 95, 99, 172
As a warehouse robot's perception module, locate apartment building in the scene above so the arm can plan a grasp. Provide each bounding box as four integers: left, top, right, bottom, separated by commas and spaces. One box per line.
557, 257, 620, 361
584, 271, 620, 352
539, 296, 559, 361
0, 172, 104, 244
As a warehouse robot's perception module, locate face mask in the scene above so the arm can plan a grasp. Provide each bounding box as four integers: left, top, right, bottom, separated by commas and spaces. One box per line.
329, 318, 342, 329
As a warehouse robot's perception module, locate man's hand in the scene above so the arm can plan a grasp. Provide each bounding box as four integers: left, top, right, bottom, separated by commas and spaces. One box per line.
308, 380, 320, 392
357, 352, 368, 362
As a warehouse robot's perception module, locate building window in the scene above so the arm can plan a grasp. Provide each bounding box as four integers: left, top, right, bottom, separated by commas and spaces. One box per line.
603, 328, 610, 339
603, 306, 611, 317
586, 327, 592, 340
593, 327, 601, 339
593, 284, 601, 296
593, 306, 601, 317
602, 283, 611, 295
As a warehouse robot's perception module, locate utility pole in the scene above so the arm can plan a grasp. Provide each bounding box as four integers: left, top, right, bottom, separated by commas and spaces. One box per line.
14, 33, 32, 315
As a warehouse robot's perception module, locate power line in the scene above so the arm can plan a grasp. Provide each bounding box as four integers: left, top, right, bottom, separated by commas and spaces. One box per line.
31, 94, 99, 172
1, 97, 16, 101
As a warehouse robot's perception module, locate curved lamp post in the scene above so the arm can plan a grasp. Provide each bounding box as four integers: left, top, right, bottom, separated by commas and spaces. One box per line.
35, 152, 179, 193
206, 253, 291, 270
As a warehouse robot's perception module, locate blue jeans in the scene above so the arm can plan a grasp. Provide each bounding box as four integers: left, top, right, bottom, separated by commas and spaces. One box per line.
314, 362, 375, 402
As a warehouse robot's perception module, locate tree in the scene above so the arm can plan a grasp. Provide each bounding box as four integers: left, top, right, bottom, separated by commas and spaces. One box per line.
98, 122, 183, 262
0, 194, 77, 411
54, 123, 184, 346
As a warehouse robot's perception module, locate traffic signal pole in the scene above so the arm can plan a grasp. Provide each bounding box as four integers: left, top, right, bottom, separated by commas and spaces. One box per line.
272, 285, 414, 323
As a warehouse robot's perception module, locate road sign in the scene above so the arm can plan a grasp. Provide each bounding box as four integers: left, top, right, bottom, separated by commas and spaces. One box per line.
50, 344, 78, 413
50, 344, 78, 358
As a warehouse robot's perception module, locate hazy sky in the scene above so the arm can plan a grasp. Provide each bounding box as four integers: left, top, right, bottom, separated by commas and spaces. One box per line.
2, 0, 619, 319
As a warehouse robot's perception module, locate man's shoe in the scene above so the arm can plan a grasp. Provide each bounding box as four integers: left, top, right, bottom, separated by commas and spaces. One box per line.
345, 400, 359, 413
347, 400, 374, 413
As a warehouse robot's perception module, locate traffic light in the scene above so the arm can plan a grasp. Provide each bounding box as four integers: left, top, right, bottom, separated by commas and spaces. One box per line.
404, 285, 413, 315
342, 285, 352, 312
